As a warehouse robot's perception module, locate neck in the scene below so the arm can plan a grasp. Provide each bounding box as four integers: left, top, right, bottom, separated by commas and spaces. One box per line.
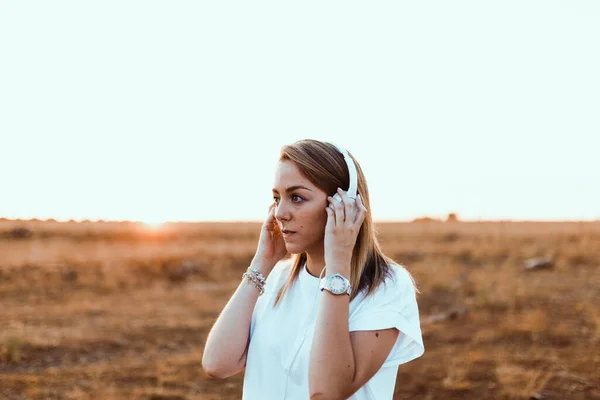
305, 244, 326, 278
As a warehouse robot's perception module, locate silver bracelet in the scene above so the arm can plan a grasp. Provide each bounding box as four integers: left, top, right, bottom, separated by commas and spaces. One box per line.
247, 267, 266, 284
242, 270, 265, 295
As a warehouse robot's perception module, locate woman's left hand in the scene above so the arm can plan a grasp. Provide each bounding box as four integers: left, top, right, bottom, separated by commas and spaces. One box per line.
324, 188, 368, 275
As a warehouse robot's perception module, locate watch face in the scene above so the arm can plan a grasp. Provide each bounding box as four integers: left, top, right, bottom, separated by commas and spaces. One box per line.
327, 274, 348, 294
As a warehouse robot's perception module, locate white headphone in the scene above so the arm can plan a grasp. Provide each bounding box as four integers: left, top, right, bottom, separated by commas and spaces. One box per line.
326, 142, 358, 210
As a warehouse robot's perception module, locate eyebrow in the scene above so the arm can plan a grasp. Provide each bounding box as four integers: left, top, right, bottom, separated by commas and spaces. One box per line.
272, 185, 313, 193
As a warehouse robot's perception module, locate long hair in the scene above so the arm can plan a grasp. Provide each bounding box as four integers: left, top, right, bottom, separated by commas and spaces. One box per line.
273, 139, 418, 307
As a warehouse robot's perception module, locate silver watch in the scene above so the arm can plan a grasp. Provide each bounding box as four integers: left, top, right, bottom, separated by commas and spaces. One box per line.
319, 273, 351, 296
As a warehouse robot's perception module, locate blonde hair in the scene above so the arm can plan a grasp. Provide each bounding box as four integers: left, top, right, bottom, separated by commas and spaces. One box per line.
273, 139, 418, 306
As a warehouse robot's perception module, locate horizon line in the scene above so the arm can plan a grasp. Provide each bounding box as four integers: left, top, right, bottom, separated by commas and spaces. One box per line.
2, 217, 599, 224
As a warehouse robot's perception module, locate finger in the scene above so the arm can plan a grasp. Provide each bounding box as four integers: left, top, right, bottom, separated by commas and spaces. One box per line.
337, 187, 356, 228
352, 195, 360, 225
354, 194, 367, 225
353, 194, 365, 225
328, 195, 344, 226
325, 205, 335, 231
266, 203, 275, 219
264, 203, 278, 230
326, 197, 336, 227
335, 194, 346, 225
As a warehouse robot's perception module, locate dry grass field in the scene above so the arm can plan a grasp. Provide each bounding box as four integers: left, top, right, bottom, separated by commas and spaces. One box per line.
0, 218, 599, 400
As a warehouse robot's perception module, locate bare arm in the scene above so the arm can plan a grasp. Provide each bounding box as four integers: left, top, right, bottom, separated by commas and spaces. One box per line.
308, 279, 398, 399
201, 259, 274, 379
202, 203, 287, 379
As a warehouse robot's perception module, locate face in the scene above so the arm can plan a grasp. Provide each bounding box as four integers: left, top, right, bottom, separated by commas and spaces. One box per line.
272, 160, 328, 255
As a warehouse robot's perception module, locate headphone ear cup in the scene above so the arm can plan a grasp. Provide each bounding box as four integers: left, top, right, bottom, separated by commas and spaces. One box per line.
328, 193, 342, 210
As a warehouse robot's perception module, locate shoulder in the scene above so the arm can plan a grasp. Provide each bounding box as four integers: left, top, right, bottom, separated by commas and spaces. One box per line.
263, 257, 294, 294
273, 257, 294, 274
359, 262, 417, 305
387, 262, 418, 298
349, 262, 421, 331
270, 257, 294, 280
385, 262, 416, 291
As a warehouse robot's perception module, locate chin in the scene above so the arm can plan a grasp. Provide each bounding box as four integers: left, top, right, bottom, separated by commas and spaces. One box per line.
284, 243, 304, 255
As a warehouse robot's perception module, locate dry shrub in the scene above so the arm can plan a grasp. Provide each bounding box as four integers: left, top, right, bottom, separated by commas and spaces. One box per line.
468, 265, 524, 312
1, 336, 23, 362
439, 232, 461, 243
472, 327, 501, 344
580, 302, 600, 341
496, 363, 554, 398
568, 253, 596, 267
503, 309, 549, 336
442, 357, 472, 391
453, 248, 474, 264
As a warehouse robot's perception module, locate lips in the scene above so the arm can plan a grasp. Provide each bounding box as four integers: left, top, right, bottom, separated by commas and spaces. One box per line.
282, 229, 296, 239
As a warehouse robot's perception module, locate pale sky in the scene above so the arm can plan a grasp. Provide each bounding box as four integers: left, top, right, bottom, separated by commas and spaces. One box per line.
1, 1, 599, 223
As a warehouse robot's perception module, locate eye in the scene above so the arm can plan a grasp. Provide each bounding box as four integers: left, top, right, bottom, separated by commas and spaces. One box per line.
272, 195, 304, 204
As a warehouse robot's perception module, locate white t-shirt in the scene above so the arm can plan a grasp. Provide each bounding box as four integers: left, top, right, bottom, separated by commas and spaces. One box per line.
242, 258, 425, 399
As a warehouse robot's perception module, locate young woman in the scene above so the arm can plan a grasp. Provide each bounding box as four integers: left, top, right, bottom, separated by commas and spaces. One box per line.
202, 139, 424, 399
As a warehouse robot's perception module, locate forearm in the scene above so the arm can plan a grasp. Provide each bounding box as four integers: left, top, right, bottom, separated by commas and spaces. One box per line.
309, 266, 355, 399
202, 260, 272, 378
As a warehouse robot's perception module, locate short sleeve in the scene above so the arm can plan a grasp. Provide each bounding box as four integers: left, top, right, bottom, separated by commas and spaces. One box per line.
348, 265, 425, 368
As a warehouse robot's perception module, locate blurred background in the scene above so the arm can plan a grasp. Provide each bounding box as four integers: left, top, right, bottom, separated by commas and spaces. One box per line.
1, 1, 599, 399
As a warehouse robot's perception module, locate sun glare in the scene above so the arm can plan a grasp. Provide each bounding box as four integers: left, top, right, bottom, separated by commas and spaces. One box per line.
140, 219, 165, 229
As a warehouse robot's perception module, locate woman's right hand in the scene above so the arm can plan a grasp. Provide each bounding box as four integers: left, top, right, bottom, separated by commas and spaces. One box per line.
252, 202, 288, 272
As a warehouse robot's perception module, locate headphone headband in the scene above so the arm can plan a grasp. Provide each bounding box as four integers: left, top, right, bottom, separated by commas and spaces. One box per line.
327, 141, 358, 199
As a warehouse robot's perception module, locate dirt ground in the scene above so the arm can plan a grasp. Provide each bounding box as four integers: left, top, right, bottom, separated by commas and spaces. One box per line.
0, 219, 599, 399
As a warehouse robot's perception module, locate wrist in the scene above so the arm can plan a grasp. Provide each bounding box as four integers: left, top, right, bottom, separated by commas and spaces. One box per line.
324, 261, 351, 277
250, 259, 275, 277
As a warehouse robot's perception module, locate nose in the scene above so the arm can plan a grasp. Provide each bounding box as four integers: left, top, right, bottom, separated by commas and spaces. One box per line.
274, 200, 291, 223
